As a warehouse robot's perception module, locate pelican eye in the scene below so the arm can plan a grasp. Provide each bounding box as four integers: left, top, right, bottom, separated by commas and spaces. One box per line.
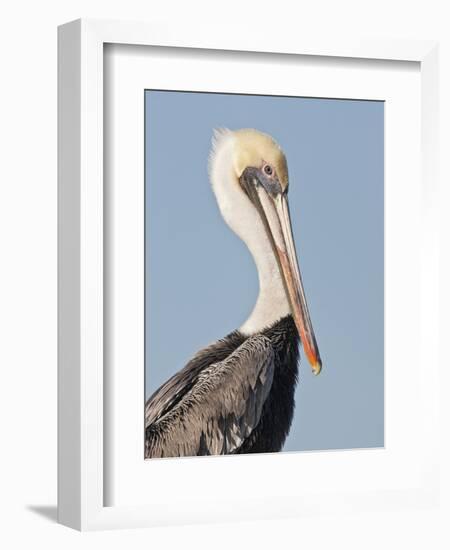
263, 164, 273, 176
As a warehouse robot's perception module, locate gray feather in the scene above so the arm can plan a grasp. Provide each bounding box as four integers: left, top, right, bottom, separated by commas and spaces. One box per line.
145, 334, 275, 458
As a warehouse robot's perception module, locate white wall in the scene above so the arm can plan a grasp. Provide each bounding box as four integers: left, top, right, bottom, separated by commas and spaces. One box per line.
0, 0, 448, 547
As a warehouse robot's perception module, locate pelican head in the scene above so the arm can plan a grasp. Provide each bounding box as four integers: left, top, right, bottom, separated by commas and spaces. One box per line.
209, 128, 322, 375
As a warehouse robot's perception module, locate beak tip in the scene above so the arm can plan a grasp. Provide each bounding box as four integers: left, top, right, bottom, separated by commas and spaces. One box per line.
312, 360, 322, 376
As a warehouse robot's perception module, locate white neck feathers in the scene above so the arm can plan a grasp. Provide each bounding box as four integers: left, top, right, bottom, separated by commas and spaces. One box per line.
209, 130, 290, 335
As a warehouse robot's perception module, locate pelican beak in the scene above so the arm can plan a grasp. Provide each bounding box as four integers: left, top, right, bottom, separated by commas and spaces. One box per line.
240, 168, 322, 375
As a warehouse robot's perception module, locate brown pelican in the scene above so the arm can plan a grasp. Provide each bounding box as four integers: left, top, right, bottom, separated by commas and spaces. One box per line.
145, 128, 321, 458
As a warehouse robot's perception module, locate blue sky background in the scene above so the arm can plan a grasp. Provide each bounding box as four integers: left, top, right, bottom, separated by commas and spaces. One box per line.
145, 90, 384, 452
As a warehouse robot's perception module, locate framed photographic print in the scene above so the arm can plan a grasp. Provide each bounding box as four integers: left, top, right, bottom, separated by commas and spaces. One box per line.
58, 19, 440, 530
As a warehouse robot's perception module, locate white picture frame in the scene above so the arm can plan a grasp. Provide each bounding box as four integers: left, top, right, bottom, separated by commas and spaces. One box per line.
58, 18, 440, 531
